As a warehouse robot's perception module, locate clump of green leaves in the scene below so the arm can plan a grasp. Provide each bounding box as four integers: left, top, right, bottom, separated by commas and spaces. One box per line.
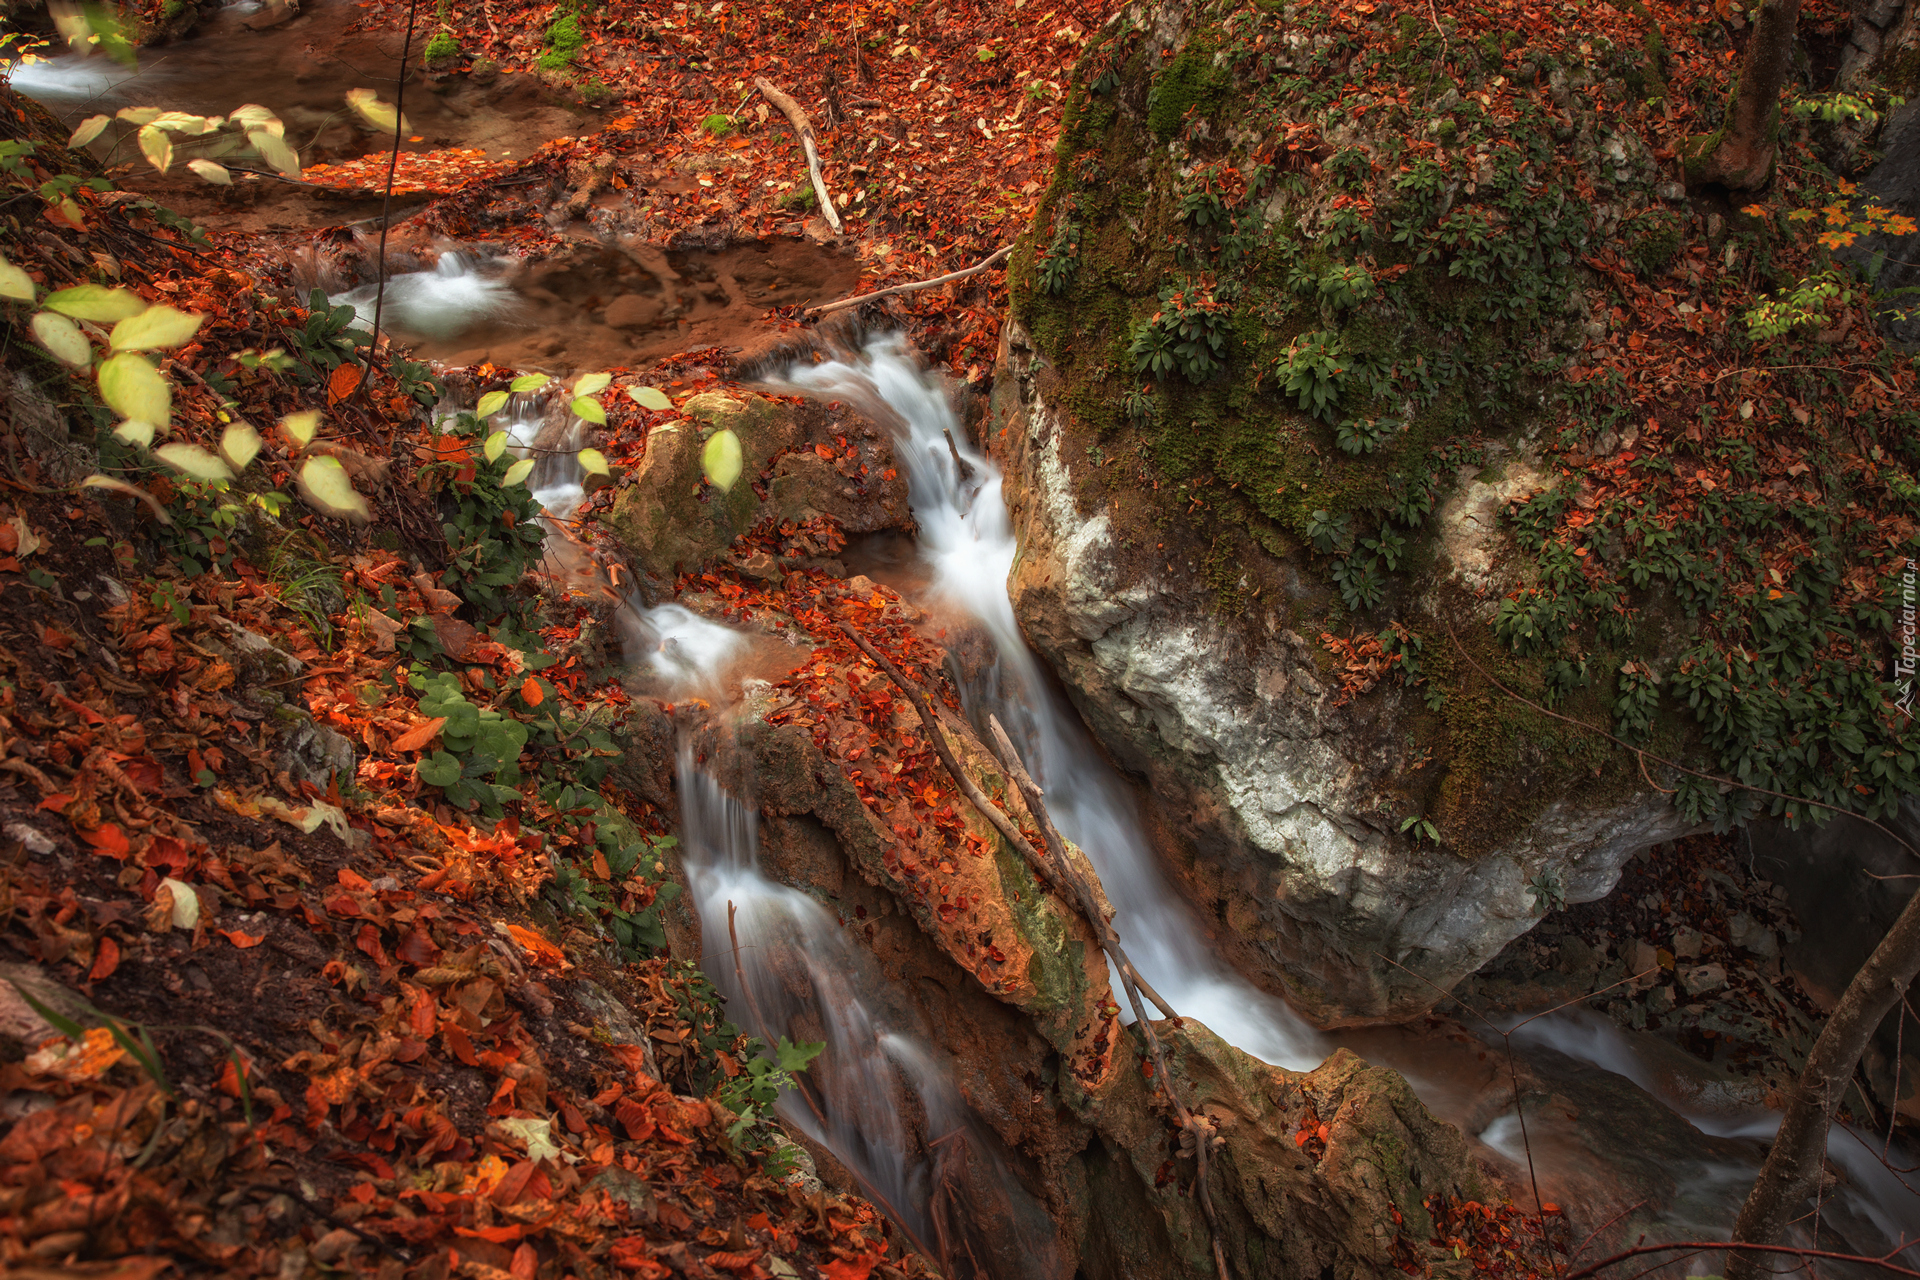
1130, 283, 1230, 383
717, 1037, 826, 1143
538, 14, 585, 70
412, 670, 532, 814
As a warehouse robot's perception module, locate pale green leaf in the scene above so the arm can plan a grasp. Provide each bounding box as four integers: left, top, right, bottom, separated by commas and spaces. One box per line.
218, 422, 262, 471
0, 253, 34, 302
113, 420, 157, 448
150, 111, 216, 135
345, 88, 410, 136
68, 115, 111, 148
297, 456, 371, 522
628, 386, 673, 411
137, 124, 172, 174
484, 431, 509, 462
570, 396, 606, 425
229, 105, 283, 137
110, 305, 204, 351
97, 353, 171, 425
476, 390, 509, 417
578, 447, 610, 476
79, 474, 172, 525
701, 428, 743, 493
186, 159, 232, 186
158, 877, 200, 930
501, 457, 535, 487
115, 106, 163, 126
281, 410, 321, 448
248, 130, 300, 178
572, 371, 611, 397
494, 1116, 565, 1164
154, 443, 234, 482
44, 285, 145, 322
30, 311, 91, 367
510, 373, 549, 393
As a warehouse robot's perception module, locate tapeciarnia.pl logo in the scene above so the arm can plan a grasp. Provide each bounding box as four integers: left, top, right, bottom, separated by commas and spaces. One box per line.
1898, 559, 1917, 717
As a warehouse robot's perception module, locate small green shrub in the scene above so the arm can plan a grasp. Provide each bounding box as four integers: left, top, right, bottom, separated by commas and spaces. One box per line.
1130, 284, 1230, 383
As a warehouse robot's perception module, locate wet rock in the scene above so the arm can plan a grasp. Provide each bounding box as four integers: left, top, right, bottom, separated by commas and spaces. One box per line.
1679, 963, 1728, 997
1725, 912, 1779, 959
990, 318, 1696, 1024
602, 293, 662, 329
1646, 984, 1676, 1014
276, 717, 355, 790
1671, 927, 1703, 959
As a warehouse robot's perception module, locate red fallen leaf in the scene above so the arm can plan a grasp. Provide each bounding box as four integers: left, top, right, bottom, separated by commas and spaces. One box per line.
705, 1250, 765, 1273
90, 935, 121, 980
822, 1259, 876, 1280
520, 676, 543, 706
81, 823, 131, 860
40, 624, 72, 650
1294, 1131, 1311, 1147
219, 928, 265, 949
396, 927, 442, 968
328, 363, 364, 405
391, 717, 447, 752
456, 1224, 532, 1244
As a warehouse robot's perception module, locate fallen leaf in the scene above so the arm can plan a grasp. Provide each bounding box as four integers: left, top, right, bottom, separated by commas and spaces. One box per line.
218, 928, 265, 949
392, 717, 448, 752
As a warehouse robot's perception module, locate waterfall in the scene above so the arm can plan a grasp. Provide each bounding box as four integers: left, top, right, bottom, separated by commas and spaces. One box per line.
775, 333, 1326, 1072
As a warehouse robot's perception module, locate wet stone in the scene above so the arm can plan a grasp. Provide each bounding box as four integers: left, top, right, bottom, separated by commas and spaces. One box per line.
1680, 963, 1728, 997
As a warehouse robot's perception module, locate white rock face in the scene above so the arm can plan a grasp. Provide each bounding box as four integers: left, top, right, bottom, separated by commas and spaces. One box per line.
991, 321, 1697, 1023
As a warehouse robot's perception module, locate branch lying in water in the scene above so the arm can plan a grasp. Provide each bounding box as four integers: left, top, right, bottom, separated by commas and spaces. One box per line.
832, 618, 1232, 1280
808, 245, 1013, 317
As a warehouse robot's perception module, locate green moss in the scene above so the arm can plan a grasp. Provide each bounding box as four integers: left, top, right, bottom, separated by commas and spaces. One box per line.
538, 13, 585, 71
1146, 36, 1228, 139
423, 30, 460, 63
1624, 210, 1685, 276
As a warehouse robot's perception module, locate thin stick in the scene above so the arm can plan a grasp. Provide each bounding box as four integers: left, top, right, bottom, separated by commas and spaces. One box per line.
368, 0, 422, 371
1563, 1241, 1920, 1280
809, 245, 1013, 316
754, 76, 840, 233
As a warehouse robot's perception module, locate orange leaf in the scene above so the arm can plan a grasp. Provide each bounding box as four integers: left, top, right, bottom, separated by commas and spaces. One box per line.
821, 1260, 875, 1280
328, 363, 364, 405
520, 676, 543, 707
506, 923, 568, 969
90, 935, 122, 981
391, 716, 448, 752
81, 822, 131, 860
218, 928, 265, 949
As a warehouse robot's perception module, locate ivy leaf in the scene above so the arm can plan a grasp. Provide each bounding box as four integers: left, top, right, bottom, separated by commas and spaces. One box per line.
68, 115, 111, 148
701, 428, 743, 493
298, 455, 371, 522
30, 312, 92, 368
45, 285, 146, 322
476, 390, 509, 417
97, 353, 171, 426
110, 305, 204, 351
628, 386, 672, 411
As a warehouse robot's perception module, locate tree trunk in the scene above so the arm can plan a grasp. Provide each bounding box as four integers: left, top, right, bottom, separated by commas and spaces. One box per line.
1693, 0, 1804, 189
1725, 858, 1920, 1280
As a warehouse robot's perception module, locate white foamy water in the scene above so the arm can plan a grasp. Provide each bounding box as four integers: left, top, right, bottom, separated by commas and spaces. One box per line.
776, 334, 1325, 1072
342, 253, 521, 341
8, 55, 147, 107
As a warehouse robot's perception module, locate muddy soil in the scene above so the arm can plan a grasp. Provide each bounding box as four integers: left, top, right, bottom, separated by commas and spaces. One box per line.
409, 239, 861, 370
15, 0, 603, 235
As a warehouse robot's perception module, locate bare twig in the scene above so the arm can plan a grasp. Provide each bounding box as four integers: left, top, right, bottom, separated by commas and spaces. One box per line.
754, 76, 840, 233
809, 245, 1013, 316
1564, 1240, 1920, 1280
368, 0, 422, 370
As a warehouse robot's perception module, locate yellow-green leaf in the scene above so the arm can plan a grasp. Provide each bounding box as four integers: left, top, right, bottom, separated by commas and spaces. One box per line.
229, 105, 283, 137
570, 396, 606, 425
510, 373, 549, 393
150, 111, 216, 135
44, 285, 146, 322
701, 428, 743, 493
113, 420, 158, 448
30, 311, 91, 368
248, 130, 300, 178
0, 253, 34, 302
476, 390, 509, 417
218, 422, 262, 471
186, 159, 232, 185
578, 447, 610, 476
154, 443, 234, 482
501, 458, 535, 487
572, 371, 611, 397
97, 353, 171, 425
137, 124, 172, 174
484, 431, 509, 462
281, 410, 321, 448
628, 386, 673, 411
115, 106, 163, 126
110, 305, 204, 352
345, 88, 410, 136
297, 456, 371, 522
80, 474, 172, 525
68, 115, 111, 148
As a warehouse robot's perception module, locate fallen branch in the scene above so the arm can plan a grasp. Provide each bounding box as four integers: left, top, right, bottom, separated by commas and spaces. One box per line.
1564, 1240, 1920, 1280
809, 245, 1012, 316
831, 619, 1228, 1280
754, 76, 840, 234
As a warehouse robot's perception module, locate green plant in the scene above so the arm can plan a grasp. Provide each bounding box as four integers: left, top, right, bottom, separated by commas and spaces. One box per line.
539, 14, 585, 71
423, 30, 460, 63
423, 410, 549, 626
700, 113, 733, 137
1525, 867, 1566, 915
411, 670, 532, 814
1335, 414, 1395, 455
545, 795, 681, 956
1612, 660, 1660, 743
717, 1036, 825, 1143
1398, 814, 1440, 845
1130, 284, 1230, 383
1305, 508, 1351, 554
1276, 330, 1348, 422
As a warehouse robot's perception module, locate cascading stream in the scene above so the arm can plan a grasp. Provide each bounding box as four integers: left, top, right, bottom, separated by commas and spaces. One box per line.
775, 333, 1326, 1072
